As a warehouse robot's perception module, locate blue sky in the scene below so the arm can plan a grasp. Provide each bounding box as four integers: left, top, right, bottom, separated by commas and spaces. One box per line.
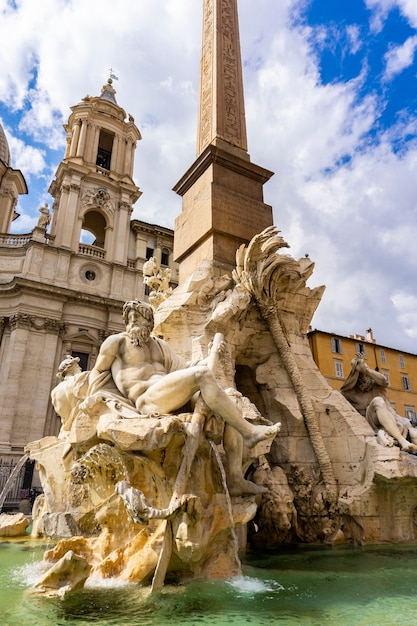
1, 0, 417, 354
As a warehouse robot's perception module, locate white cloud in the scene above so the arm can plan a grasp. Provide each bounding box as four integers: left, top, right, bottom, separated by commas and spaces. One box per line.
395, 0, 417, 27
384, 36, 417, 80
366, 0, 417, 29
18, 90, 66, 149
5, 129, 46, 177
11, 211, 37, 233
365, 0, 397, 32
239, 5, 417, 350
392, 292, 417, 338
346, 25, 363, 55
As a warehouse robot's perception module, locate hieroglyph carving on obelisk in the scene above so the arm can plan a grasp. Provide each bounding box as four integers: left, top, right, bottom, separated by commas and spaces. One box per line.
197, 0, 248, 155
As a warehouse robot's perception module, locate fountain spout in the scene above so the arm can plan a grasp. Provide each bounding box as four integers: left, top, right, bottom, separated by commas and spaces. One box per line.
0, 454, 29, 512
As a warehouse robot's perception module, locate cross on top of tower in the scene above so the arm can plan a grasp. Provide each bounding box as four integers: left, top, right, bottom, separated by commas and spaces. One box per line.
107, 68, 119, 84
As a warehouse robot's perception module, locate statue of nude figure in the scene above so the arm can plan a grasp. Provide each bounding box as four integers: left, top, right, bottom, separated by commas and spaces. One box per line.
89, 300, 280, 459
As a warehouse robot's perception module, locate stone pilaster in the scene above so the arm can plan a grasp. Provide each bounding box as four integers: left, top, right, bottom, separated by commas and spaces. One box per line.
0, 315, 66, 452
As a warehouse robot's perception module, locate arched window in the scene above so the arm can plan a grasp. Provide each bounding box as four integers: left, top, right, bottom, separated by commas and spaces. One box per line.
81, 210, 106, 248
96, 130, 114, 170
161, 247, 169, 266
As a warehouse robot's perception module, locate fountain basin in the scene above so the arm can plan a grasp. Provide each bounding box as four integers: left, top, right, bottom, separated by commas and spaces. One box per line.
2, 538, 417, 625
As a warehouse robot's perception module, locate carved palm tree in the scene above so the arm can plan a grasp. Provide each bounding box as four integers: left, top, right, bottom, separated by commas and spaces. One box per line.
233, 226, 338, 506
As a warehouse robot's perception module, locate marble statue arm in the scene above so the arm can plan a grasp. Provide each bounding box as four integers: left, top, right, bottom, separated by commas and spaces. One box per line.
88, 334, 121, 389
185, 336, 225, 369
355, 358, 388, 388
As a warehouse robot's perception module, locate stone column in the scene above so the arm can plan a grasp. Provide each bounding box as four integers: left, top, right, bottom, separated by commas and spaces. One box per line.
65, 182, 81, 249
128, 142, 136, 177
124, 139, 133, 175
26, 321, 63, 442
112, 199, 131, 264
69, 120, 81, 157
53, 183, 70, 246
110, 134, 120, 172
76, 119, 87, 157
0, 188, 17, 233
64, 135, 71, 159
89, 124, 100, 165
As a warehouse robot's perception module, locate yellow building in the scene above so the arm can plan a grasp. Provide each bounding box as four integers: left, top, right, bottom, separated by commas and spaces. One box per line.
308, 328, 417, 422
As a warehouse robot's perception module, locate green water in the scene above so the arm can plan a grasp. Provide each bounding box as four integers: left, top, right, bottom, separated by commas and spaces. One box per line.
2, 539, 417, 626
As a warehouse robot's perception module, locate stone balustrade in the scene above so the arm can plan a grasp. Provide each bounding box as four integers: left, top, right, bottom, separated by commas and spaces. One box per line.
0, 233, 32, 246
78, 243, 106, 259
0, 232, 55, 247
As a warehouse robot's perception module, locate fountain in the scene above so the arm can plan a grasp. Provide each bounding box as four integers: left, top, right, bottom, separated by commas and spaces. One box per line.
15, 224, 417, 598
24, 248, 283, 595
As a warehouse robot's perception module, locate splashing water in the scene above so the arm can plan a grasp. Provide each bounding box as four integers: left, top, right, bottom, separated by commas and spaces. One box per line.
0, 454, 29, 511
227, 574, 284, 595
12, 559, 51, 588
209, 440, 242, 575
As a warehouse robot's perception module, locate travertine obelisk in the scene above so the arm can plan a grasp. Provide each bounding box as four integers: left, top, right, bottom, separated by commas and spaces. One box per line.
173, 0, 274, 282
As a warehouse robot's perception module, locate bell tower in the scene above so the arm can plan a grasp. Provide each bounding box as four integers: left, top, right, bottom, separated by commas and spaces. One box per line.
48, 78, 141, 265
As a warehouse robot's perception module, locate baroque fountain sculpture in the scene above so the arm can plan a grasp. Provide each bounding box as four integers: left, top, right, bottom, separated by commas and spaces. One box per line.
25, 227, 297, 595
24, 226, 417, 597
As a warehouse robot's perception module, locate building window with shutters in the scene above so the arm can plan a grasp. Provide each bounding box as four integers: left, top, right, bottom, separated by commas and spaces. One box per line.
331, 337, 342, 354
380, 349, 386, 364
406, 406, 416, 425
382, 369, 391, 386
335, 360, 344, 379
399, 354, 405, 369
402, 375, 411, 391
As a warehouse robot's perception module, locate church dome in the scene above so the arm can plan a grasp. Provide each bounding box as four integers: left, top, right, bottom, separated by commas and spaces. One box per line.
0, 120, 10, 166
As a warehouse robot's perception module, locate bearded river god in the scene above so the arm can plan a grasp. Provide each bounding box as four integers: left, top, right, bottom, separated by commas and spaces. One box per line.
88, 300, 280, 449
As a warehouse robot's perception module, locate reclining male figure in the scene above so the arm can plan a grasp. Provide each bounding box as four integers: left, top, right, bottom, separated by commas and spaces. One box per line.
89, 300, 281, 491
